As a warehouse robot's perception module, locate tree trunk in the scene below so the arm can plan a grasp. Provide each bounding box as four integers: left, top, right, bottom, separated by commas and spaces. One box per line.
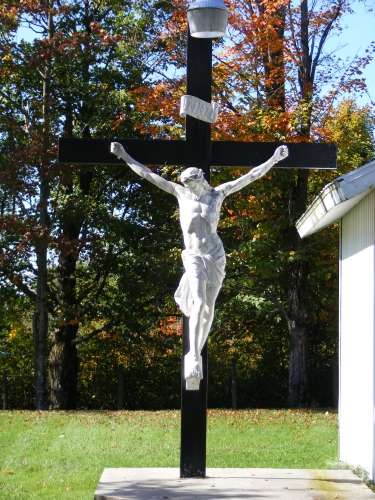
284, 0, 342, 405
288, 322, 310, 407
49, 239, 80, 408
48, 92, 92, 409
34, 82, 51, 411
50, 227, 79, 409
33, 169, 50, 411
283, 1, 314, 407
2, 370, 8, 410
50, 324, 79, 409
118, 365, 125, 410
33, 164, 50, 411
287, 258, 310, 407
231, 358, 237, 410
255, 0, 286, 109
33, 252, 49, 410
33, 0, 54, 411
285, 167, 310, 407
253, 0, 311, 407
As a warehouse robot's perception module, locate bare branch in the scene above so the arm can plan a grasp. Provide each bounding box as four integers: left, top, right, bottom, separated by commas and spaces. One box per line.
0, 89, 35, 125
70, 327, 104, 346
263, 288, 290, 323
310, 3, 343, 83
14, 279, 37, 303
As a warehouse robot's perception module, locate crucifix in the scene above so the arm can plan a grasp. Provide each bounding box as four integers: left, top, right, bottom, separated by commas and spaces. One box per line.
58, 0, 336, 480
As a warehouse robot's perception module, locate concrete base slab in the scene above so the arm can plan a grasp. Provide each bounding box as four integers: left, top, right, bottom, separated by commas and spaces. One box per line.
94, 468, 374, 499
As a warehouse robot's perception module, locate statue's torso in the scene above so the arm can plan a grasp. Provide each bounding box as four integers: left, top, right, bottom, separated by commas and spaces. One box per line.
177, 188, 224, 256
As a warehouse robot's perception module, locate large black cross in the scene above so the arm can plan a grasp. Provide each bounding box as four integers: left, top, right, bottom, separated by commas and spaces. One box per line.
59, 32, 336, 479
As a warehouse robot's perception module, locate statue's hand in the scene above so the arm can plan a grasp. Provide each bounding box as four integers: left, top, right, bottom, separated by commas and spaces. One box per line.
274, 145, 288, 163
110, 142, 127, 161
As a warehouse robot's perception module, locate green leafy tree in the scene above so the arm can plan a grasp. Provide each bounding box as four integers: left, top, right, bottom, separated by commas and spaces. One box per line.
0, 285, 35, 409
213, 99, 374, 407
0, 0, 182, 409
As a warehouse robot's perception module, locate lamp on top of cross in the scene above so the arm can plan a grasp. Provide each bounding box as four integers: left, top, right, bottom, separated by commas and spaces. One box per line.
58, 0, 337, 480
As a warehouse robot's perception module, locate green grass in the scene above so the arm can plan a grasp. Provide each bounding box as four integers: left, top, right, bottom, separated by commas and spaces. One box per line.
0, 408, 339, 499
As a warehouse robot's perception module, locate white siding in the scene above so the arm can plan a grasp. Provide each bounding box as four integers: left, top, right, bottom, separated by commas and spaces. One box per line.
339, 189, 375, 479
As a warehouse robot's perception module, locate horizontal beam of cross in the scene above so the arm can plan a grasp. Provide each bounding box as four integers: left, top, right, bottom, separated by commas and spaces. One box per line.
58, 138, 337, 169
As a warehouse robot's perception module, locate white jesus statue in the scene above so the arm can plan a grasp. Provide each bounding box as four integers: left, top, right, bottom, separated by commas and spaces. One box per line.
111, 142, 288, 389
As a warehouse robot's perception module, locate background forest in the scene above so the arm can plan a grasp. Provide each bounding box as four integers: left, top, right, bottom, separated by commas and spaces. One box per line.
0, 0, 374, 411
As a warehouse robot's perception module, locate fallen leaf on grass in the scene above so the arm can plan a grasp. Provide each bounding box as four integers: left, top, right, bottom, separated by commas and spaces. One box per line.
2, 470, 13, 474
66, 486, 72, 491
111, 443, 117, 448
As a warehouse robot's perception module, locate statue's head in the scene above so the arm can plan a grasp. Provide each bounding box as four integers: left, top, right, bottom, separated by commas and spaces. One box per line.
180, 167, 212, 190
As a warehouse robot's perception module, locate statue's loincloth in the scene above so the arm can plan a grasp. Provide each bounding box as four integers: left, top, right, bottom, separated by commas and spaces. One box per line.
174, 241, 226, 317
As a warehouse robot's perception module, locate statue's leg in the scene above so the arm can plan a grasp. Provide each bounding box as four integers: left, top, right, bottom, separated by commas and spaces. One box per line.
198, 284, 221, 353
184, 275, 206, 379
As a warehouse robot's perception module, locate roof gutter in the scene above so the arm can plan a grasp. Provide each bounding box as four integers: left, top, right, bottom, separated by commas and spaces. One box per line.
296, 159, 375, 238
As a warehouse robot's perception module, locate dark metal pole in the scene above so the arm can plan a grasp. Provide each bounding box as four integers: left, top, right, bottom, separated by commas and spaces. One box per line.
180, 29, 212, 479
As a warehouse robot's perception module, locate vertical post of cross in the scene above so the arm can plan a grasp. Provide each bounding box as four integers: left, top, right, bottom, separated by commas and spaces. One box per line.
180, 0, 229, 478
180, 29, 212, 479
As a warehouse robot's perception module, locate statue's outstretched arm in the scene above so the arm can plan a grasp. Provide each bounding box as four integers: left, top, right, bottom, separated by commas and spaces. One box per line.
110, 142, 176, 196
217, 145, 289, 197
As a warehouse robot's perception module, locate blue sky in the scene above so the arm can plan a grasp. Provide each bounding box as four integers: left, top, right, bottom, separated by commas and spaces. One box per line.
325, 1, 375, 106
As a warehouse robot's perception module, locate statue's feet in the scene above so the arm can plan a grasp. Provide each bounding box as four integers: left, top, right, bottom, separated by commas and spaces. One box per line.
186, 377, 200, 390
184, 353, 203, 391
184, 352, 203, 379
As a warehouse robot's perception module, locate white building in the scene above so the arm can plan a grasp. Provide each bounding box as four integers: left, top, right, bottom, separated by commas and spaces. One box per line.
297, 159, 375, 480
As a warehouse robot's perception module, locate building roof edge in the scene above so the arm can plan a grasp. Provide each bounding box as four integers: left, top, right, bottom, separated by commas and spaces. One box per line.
296, 159, 375, 238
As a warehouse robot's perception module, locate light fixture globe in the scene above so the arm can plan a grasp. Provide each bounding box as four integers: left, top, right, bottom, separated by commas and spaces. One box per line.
187, 0, 229, 38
